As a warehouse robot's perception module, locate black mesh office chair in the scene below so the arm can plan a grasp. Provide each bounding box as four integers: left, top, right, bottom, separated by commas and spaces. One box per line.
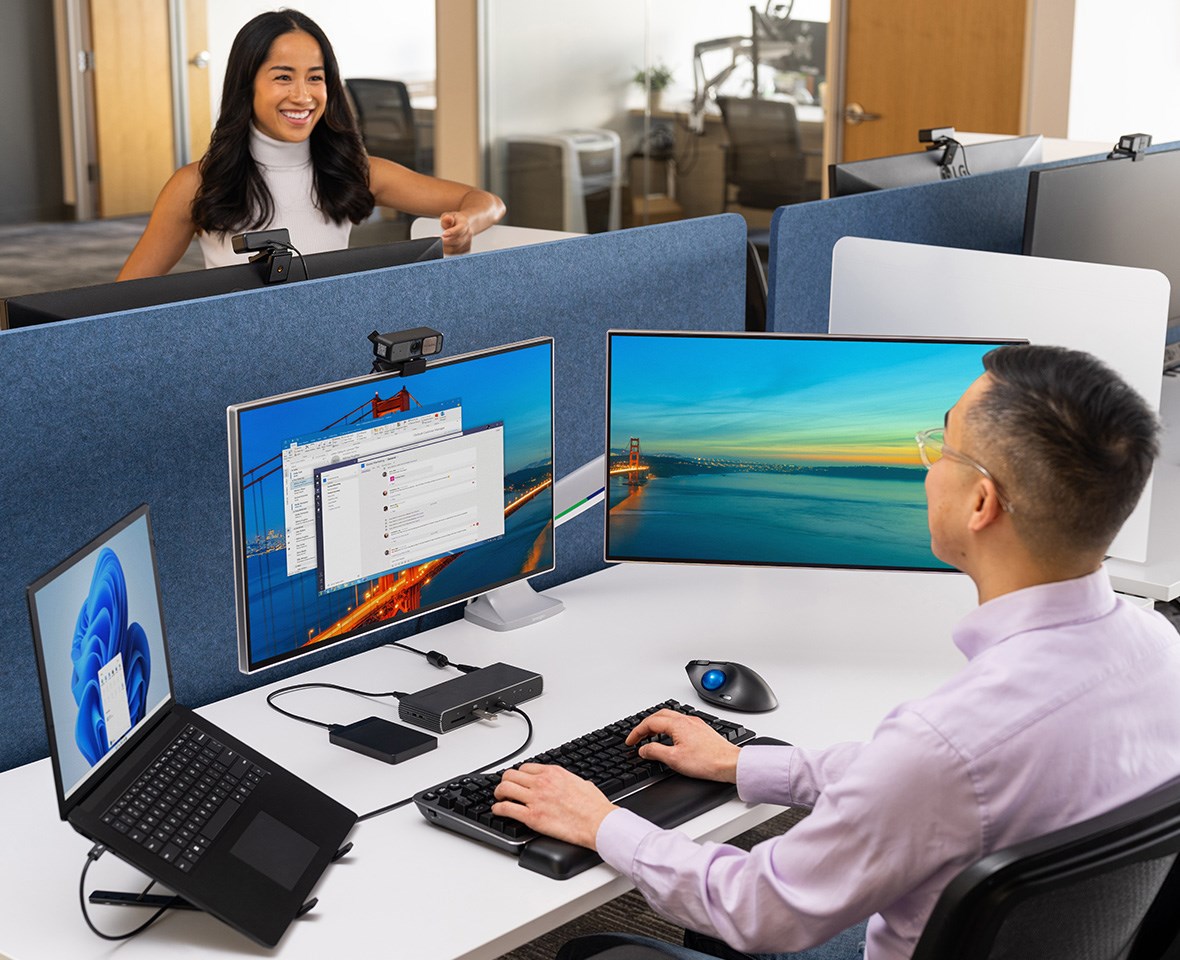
344, 78, 419, 171
912, 777, 1180, 960
557, 777, 1180, 960
715, 96, 819, 212
716, 96, 819, 279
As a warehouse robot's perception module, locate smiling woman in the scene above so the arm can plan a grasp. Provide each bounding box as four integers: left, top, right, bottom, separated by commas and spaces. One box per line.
116, 8, 503, 280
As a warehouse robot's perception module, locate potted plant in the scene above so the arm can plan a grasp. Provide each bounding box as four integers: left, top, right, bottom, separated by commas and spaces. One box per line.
632, 62, 674, 112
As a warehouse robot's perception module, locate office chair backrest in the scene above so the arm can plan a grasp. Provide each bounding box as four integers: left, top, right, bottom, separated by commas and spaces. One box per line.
716, 97, 810, 209
344, 78, 417, 171
912, 777, 1180, 960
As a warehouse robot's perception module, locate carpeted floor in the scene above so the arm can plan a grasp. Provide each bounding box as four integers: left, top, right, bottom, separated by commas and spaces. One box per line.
0, 214, 410, 300
493, 807, 809, 960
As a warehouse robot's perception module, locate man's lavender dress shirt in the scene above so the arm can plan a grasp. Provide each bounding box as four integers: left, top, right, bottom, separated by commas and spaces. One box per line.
596, 570, 1180, 960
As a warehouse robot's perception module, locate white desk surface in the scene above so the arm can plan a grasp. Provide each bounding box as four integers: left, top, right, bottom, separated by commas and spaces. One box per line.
0, 562, 977, 959
410, 219, 583, 253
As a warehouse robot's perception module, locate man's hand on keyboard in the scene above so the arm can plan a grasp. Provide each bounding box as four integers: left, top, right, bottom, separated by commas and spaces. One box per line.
626, 709, 742, 784
492, 764, 618, 849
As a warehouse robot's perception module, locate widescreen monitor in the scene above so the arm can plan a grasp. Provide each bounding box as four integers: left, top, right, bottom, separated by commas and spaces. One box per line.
828, 134, 1043, 198
227, 337, 555, 673
605, 332, 1016, 571
1023, 146, 1180, 337
0, 236, 442, 330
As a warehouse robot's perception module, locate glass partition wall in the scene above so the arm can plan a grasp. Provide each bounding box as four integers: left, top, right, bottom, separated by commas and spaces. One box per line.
482, 0, 830, 235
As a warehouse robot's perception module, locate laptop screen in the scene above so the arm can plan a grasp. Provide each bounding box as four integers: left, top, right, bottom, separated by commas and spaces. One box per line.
29, 505, 173, 810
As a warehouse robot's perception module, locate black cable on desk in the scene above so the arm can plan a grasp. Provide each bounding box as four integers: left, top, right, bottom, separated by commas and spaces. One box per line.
355, 705, 534, 823
385, 638, 480, 674
78, 845, 177, 941
265, 683, 408, 729
264, 637, 483, 731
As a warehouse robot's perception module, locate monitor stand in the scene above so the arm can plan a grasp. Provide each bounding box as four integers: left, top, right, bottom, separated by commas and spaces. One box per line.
464, 580, 564, 631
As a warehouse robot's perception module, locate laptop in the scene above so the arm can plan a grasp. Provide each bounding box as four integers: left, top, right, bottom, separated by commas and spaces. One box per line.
27, 504, 357, 947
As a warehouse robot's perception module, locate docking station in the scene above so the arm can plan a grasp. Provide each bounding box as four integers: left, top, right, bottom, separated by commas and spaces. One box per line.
399, 662, 543, 734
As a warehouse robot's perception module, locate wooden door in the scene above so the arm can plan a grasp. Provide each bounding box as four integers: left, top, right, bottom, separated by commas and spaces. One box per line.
185, 0, 212, 162
90, 0, 175, 217
839, 0, 1028, 163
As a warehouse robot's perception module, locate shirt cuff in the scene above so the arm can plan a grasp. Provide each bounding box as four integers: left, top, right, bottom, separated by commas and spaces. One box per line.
736, 743, 797, 805
596, 807, 664, 876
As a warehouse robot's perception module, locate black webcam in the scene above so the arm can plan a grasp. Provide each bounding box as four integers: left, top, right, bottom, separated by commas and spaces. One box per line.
368, 327, 444, 375
918, 126, 956, 144
1109, 133, 1152, 161
231, 229, 294, 284
232, 228, 292, 254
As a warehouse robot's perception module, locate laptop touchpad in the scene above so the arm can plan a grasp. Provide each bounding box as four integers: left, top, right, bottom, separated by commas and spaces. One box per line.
230, 812, 318, 891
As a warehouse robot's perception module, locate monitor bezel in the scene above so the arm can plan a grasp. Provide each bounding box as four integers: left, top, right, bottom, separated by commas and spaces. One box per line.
603, 330, 1021, 573
227, 336, 556, 674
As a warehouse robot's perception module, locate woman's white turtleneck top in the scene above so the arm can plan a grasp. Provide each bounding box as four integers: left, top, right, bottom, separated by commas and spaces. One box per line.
198, 125, 352, 268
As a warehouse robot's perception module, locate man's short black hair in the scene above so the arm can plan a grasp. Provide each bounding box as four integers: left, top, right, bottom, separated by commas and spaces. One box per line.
970, 344, 1159, 558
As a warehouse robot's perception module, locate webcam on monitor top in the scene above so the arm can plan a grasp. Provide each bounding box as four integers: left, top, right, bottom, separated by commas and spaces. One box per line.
368, 326, 444, 376
232, 228, 295, 284
918, 126, 956, 144
918, 126, 962, 171
1109, 133, 1152, 161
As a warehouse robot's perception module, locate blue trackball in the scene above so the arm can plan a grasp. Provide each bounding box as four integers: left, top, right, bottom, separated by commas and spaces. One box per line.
701, 669, 727, 691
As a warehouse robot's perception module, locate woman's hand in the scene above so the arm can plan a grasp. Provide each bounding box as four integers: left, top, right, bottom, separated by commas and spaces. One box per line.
438, 211, 474, 255
369, 158, 505, 254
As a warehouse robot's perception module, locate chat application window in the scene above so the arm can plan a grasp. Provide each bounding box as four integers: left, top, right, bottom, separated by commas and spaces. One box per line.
280, 400, 460, 576
314, 423, 506, 593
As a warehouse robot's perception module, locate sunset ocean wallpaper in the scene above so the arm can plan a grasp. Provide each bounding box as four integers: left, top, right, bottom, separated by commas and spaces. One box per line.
607, 333, 1005, 570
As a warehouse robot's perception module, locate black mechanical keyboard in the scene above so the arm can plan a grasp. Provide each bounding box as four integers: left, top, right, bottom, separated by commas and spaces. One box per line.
100, 724, 269, 873
414, 699, 761, 879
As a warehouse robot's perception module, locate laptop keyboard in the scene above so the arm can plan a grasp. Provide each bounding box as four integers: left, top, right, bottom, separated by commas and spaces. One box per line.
414, 699, 753, 859
100, 724, 269, 872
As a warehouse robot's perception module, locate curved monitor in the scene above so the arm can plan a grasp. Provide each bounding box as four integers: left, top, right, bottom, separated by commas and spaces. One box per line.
227, 337, 555, 673
605, 331, 1017, 571
0, 237, 442, 330
829, 135, 1043, 198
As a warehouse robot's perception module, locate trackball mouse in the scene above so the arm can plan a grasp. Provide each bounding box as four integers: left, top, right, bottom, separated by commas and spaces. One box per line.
685, 660, 779, 713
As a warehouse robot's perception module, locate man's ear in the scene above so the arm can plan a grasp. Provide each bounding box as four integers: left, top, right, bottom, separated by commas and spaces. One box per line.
966, 479, 1005, 533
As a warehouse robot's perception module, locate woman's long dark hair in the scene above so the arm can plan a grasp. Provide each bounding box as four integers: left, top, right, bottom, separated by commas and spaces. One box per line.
192, 9, 375, 234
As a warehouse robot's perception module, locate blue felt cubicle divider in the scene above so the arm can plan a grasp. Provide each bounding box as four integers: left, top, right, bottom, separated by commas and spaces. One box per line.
766, 142, 1180, 333
0, 214, 748, 772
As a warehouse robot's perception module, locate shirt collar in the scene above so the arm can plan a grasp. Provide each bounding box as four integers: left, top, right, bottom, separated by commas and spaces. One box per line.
952, 567, 1118, 660
249, 124, 312, 169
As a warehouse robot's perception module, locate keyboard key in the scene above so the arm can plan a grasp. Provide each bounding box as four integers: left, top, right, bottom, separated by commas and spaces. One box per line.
101, 726, 268, 867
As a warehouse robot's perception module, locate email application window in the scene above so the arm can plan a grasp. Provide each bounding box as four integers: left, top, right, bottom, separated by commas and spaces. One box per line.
314, 422, 507, 593
280, 400, 461, 577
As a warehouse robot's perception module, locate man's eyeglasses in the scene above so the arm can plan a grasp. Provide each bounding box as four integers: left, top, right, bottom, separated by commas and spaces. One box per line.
915, 428, 1014, 514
